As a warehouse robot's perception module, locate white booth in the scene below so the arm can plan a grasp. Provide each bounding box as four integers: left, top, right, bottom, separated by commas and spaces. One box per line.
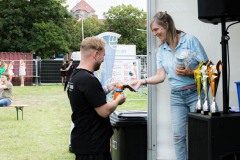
147, 0, 240, 159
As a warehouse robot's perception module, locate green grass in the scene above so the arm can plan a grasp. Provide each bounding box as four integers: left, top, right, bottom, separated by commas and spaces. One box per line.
0, 85, 147, 160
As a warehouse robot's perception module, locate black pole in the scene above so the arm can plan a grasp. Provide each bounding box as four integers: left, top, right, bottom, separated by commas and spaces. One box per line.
221, 19, 229, 114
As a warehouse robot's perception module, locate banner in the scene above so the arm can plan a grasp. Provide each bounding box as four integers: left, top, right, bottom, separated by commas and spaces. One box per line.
95, 32, 121, 86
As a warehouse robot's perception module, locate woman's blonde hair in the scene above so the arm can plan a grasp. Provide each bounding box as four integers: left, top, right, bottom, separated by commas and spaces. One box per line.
150, 11, 181, 46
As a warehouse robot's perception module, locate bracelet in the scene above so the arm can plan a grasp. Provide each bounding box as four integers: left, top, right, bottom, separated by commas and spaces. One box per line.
144, 79, 147, 84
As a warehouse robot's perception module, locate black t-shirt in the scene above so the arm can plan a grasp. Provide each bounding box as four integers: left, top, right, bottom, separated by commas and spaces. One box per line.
66, 63, 76, 78
67, 68, 113, 154
64, 64, 76, 91
60, 64, 67, 76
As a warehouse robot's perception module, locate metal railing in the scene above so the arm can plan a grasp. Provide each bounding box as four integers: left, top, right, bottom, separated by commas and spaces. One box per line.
4, 55, 147, 85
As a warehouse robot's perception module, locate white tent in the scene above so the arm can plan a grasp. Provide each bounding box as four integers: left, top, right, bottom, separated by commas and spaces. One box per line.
147, 0, 240, 159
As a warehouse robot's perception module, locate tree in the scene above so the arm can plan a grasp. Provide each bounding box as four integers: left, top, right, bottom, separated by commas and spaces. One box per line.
83, 17, 105, 38
63, 17, 106, 52
62, 18, 81, 51
0, 0, 73, 58
31, 22, 70, 59
0, 0, 31, 52
104, 4, 147, 55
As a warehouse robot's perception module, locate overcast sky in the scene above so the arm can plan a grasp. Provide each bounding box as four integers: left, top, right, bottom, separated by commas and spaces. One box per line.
65, 0, 147, 19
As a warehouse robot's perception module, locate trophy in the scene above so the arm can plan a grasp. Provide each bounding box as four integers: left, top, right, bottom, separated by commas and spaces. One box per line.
194, 61, 204, 113
200, 61, 211, 115
208, 60, 222, 116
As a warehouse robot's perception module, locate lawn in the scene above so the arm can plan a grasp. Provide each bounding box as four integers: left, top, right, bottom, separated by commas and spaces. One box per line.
0, 85, 147, 160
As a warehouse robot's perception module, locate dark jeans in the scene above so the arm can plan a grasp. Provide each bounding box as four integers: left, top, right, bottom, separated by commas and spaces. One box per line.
75, 152, 112, 160
64, 76, 70, 91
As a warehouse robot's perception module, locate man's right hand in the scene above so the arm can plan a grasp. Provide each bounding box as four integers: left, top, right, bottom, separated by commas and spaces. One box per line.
115, 94, 126, 105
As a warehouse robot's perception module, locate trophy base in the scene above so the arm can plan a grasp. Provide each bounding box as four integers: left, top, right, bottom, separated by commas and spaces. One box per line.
196, 109, 202, 113
208, 112, 221, 117
201, 110, 209, 115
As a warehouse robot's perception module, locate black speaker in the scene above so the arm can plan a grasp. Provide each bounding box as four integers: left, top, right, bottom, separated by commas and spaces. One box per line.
198, 0, 240, 24
188, 113, 240, 160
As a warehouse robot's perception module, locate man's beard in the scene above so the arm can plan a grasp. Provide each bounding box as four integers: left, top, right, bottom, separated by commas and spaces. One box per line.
94, 61, 102, 71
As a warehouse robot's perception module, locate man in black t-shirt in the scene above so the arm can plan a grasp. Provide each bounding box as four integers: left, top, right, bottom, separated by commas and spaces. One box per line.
60, 60, 67, 85
67, 37, 126, 160
64, 59, 76, 91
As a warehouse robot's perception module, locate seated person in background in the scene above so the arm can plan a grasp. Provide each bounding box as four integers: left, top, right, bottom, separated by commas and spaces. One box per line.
0, 73, 13, 107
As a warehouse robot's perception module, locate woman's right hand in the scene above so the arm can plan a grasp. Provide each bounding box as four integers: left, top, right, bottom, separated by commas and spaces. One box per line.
130, 79, 143, 90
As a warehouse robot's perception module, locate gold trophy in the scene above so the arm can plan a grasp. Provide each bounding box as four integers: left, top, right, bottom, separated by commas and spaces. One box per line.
208, 60, 222, 116
200, 61, 211, 115
194, 61, 204, 113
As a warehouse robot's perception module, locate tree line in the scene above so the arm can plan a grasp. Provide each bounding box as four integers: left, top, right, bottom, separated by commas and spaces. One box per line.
0, 0, 146, 59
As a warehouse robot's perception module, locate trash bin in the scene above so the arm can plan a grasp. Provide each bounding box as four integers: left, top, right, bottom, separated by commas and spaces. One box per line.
110, 110, 147, 160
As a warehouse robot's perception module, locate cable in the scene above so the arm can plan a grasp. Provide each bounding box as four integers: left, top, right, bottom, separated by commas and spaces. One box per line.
226, 21, 240, 31
224, 21, 239, 111
226, 39, 230, 109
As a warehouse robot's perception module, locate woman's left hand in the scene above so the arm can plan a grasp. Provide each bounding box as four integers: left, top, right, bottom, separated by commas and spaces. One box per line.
175, 67, 193, 76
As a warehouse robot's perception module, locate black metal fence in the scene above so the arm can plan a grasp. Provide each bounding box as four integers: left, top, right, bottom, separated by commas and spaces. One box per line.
40, 60, 79, 83
8, 55, 147, 86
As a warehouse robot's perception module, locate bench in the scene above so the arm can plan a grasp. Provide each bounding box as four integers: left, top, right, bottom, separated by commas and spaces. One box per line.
5, 104, 28, 120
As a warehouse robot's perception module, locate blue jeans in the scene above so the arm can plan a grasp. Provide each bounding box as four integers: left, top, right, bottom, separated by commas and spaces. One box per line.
170, 87, 198, 160
0, 98, 11, 107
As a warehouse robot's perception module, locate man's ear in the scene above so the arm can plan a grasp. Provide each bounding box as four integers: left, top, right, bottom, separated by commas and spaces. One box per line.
93, 50, 98, 60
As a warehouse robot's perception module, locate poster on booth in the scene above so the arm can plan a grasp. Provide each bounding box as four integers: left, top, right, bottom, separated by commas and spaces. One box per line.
95, 32, 121, 86
112, 59, 140, 82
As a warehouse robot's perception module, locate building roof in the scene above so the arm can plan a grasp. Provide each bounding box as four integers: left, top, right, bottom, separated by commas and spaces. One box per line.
71, 0, 95, 13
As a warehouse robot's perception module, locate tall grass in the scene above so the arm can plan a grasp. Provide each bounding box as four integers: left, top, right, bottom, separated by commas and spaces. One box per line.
0, 85, 147, 160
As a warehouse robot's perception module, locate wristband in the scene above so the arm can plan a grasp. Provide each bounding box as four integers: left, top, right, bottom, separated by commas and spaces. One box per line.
144, 79, 147, 84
